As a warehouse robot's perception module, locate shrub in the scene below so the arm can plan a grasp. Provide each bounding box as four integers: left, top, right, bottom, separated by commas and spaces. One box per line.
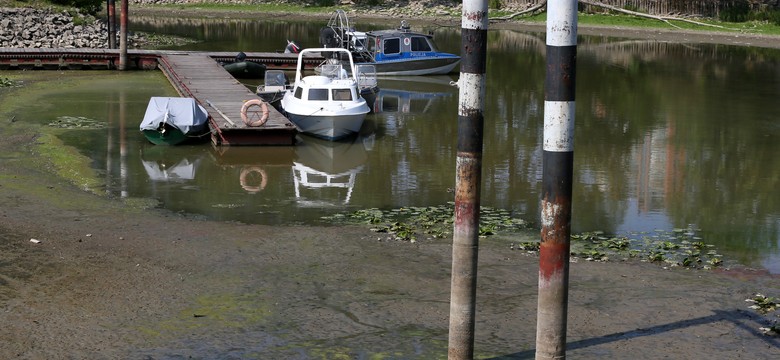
50, 0, 104, 15
719, 0, 751, 22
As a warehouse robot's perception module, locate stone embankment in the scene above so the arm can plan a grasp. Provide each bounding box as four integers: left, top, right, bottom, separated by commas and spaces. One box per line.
0, 7, 145, 48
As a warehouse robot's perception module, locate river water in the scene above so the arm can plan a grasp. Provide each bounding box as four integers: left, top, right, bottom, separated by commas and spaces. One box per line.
2, 15, 779, 273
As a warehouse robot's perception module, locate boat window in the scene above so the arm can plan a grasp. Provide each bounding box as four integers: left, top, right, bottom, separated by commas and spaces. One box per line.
294, 86, 303, 99
308, 88, 329, 101
411, 36, 432, 52
383, 38, 400, 55
332, 89, 353, 101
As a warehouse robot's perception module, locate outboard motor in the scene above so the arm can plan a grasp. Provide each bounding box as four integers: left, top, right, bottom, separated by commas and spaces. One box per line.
284, 40, 301, 54
235, 51, 247, 62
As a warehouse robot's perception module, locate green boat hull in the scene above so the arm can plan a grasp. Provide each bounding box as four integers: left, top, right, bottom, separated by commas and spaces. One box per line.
142, 123, 208, 146
223, 61, 267, 79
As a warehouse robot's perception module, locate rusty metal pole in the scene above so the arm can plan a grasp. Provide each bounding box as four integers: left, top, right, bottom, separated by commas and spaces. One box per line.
107, 0, 117, 49
535, 0, 578, 359
448, 0, 488, 358
118, 0, 128, 70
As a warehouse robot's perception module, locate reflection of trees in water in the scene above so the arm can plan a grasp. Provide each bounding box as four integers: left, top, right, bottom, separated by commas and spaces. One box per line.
122, 16, 779, 262
580, 40, 780, 259
131, 16, 321, 50
482, 29, 779, 260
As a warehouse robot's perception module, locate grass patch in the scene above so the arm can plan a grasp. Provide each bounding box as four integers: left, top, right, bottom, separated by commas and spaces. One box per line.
34, 132, 103, 195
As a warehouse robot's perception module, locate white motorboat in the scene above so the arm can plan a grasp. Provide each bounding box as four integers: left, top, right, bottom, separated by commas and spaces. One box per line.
280, 48, 371, 141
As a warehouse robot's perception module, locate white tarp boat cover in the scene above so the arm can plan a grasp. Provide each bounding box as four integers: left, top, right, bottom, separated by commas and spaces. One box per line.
139, 97, 209, 135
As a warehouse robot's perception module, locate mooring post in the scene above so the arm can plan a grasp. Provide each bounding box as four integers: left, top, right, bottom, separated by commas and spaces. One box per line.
448, 0, 488, 358
118, 0, 128, 70
535, 0, 578, 359
107, 0, 117, 49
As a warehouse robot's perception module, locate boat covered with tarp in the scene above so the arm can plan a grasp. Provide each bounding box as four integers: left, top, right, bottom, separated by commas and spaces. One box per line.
140, 97, 210, 145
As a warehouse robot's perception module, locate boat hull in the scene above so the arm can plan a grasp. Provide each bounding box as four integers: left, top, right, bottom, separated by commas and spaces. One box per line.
142, 123, 208, 146
364, 56, 461, 76
285, 113, 366, 141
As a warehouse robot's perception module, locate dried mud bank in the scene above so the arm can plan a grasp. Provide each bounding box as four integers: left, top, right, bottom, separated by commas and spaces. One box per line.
2, 5, 780, 359
0, 87, 778, 357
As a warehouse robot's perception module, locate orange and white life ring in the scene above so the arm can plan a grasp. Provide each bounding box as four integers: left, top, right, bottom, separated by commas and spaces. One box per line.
239, 166, 268, 193
240, 99, 269, 127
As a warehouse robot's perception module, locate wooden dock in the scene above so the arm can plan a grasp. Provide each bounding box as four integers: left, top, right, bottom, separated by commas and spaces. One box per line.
0, 48, 330, 146
157, 53, 298, 146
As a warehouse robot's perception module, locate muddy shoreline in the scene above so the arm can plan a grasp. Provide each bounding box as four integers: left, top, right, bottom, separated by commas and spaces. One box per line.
2, 9, 780, 359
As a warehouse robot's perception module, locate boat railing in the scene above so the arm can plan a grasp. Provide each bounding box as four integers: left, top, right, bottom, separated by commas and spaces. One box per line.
356, 64, 377, 89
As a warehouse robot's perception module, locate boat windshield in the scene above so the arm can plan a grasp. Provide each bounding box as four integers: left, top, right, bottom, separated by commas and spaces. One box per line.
308, 89, 329, 101
332, 89, 353, 101
320, 64, 348, 79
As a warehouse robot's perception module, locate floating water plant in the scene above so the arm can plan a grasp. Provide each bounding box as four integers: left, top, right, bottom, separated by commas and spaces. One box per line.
1, 77, 17, 87
746, 293, 779, 336
570, 226, 725, 269
323, 203, 528, 242
746, 293, 778, 314
48, 116, 107, 129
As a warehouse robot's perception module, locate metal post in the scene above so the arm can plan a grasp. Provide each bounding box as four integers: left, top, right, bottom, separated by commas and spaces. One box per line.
448, 0, 488, 358
107, 0, 117, 49
118, 0, 128, 70
535, 0, 578, 359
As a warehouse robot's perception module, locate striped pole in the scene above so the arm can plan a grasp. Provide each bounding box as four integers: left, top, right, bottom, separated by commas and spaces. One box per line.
448, 0, 488, 358
536, 0, 578, 359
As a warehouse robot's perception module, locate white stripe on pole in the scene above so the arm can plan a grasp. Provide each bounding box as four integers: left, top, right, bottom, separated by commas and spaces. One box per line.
458, 73, 486, 115
543, 100, 576, 152
546, 0, 578, 46
461, 2, 488, 30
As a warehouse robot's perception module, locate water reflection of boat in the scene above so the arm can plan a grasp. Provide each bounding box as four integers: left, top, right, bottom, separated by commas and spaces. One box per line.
208, 145, 296, 194
292, 134, 372, 205
373, 76, 456, 113
141, 145, 205, 182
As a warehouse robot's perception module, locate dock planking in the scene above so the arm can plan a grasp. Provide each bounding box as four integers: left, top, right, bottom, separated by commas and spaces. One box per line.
157, 53, 298, 146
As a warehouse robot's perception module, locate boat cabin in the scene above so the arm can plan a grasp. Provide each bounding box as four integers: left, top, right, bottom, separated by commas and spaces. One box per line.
293, 64, 359, 103
364, 26, 441, 62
